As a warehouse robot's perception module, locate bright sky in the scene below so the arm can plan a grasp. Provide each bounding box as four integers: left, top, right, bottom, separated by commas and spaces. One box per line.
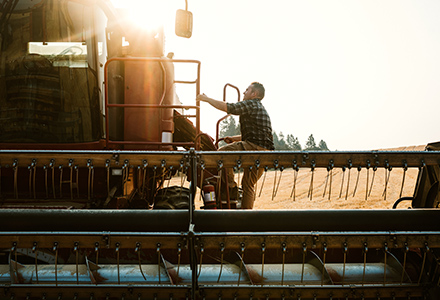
112, 0, 440, 150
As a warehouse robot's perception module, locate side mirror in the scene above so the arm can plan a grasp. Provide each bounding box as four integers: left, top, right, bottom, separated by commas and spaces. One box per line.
175, 9, 193, 38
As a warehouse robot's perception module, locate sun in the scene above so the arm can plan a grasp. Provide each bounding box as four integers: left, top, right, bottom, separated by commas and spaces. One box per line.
110, 0, 174, 32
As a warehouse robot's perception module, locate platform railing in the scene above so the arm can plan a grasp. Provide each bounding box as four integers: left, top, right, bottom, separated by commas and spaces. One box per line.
104, 58, 202, 150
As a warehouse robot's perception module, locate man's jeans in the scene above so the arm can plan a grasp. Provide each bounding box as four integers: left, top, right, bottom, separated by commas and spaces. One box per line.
218, 141, 268, 209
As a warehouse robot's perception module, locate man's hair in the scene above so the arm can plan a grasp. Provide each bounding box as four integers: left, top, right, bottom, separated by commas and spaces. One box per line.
251, 82, 265, 99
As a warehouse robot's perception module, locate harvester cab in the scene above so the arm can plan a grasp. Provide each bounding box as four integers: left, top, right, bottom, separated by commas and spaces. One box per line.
0, 0, 209, 208
1, 1, 440, 300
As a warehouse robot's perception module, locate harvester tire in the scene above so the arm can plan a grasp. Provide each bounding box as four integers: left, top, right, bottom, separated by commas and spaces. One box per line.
154, 186, 190, 209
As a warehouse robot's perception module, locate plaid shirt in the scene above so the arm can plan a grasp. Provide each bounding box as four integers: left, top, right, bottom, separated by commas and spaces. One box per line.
227, 99, 274, 150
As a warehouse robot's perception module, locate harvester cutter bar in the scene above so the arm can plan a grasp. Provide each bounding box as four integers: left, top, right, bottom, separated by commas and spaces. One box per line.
0, 150, 189, 168
199, 150, 440, 169
0, 149, 439, 169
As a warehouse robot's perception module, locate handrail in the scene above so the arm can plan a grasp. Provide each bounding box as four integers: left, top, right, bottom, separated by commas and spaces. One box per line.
215, 83, 241, 143
223, 83, 241, 102
103, 57, 202, 149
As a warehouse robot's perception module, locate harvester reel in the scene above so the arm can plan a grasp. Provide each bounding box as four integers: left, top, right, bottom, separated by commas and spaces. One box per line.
0, 150, 439, 299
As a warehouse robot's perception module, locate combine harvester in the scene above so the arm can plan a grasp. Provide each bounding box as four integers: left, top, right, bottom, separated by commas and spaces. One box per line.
0, 0, 439, 299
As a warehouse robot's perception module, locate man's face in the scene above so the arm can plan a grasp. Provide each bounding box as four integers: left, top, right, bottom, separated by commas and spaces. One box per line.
243, 85, 255, 100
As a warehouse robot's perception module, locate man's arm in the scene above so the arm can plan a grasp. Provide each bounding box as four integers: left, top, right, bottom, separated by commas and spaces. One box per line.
197, 94, 227, 112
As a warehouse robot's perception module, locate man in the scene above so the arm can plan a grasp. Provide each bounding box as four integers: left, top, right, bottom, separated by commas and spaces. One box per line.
197, 82, 274, 209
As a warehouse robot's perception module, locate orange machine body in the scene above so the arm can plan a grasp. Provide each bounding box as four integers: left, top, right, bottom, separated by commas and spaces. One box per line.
123, 59, 175, 150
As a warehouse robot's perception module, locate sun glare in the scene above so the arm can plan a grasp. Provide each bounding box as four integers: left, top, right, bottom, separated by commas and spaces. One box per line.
111, 0, 172, 31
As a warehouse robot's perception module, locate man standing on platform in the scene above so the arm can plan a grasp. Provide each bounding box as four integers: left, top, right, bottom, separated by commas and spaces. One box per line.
197, 82, 274, 209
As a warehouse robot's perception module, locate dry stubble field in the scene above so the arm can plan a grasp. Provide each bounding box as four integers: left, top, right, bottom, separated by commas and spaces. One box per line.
172, 145, 424, 210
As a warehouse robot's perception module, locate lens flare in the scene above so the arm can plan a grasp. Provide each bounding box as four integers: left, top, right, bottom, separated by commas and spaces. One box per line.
111, 0, 170, 31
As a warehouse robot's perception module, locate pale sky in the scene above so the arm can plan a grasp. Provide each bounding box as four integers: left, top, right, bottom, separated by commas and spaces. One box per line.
112, 0, 440, 150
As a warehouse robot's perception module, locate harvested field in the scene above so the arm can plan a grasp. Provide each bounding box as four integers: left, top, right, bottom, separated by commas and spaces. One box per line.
172, 145, 425, 210
252, 165, 418, 210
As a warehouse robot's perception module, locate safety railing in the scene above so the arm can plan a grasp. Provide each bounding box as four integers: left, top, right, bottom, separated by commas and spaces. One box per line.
215, 83, 241, 145
104, 58, 202, 150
